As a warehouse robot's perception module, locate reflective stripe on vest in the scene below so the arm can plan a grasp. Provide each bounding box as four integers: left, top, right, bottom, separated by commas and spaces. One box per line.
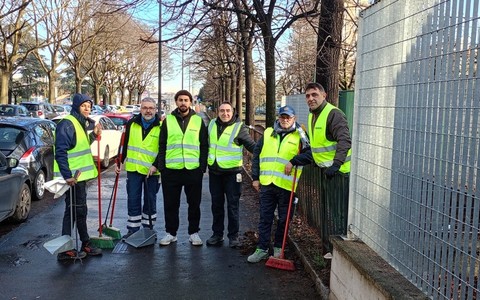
308, 102, 351, 173
125, 122, 160, 175
207, 120, 243, 168
53, 115, 98, 181
259, 127, 303, 191
165, 114, 202, 170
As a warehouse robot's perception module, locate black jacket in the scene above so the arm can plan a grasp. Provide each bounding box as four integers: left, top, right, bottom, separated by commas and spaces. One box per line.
157, 108, 209, 172
208, 114, 256, 175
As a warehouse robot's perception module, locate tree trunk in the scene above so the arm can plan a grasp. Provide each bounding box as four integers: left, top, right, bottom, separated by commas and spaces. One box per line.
315, 0, 344, 107
47, 72, 57, 103
0, 72, 10, 104
264, 36, 276, 127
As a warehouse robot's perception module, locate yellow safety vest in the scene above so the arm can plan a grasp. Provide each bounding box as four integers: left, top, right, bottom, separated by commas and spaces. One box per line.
207, 120, 243, 168
53, 115, 98, 182
165, 114, 202, 170
308, 102, 351, 173
125, 122, 160, 175
259, 127, 303, 191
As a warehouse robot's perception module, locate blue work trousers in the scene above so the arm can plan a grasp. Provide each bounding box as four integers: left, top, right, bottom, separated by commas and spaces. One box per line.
126, 171, 159, 232
257, 184, 292, 251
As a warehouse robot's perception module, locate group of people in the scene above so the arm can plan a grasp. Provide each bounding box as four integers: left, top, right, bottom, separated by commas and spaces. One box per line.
53, 82, 351, 264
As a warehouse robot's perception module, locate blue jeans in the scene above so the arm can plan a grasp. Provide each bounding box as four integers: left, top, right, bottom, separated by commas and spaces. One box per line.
209, 172, 241, 239
257, 184, 292, 250
126, 172, 160, 232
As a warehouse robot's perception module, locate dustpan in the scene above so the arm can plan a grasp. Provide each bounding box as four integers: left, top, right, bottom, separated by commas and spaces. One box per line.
124, 176, 157, 248
124, 228, 157, 248
43, 235, 74, 255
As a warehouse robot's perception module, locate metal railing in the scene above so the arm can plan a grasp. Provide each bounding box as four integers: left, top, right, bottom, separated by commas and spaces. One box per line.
349, 1, 480, 299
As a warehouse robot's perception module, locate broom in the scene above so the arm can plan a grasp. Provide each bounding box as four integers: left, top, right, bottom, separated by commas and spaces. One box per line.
89, 133, 115, 249
101, 131, 126, 239
265, 167, 298, 271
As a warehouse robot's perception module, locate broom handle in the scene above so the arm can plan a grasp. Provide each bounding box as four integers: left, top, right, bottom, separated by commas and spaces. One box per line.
109, 131, 126, 226
97, 134, 102, 236
280, 166, 297, 258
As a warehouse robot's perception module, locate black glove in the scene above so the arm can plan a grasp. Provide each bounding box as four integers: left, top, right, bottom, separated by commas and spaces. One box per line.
325, 163, 340, 179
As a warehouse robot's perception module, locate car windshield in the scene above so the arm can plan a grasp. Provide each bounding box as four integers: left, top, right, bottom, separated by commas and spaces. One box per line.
0, 106, 15, 116
0, 126, 24, 151
21, 103, 39, 111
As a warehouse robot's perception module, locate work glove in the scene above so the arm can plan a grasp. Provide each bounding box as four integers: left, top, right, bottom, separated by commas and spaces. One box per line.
325, 163, 340, 179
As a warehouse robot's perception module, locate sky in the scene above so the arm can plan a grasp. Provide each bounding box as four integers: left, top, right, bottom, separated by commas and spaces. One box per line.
131, 1, 200, 96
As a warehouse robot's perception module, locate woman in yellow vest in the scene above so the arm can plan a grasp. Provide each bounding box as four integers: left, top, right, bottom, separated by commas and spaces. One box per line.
115, 97, 161, 238
54, 94, 102, 261
248, 105, 312, 263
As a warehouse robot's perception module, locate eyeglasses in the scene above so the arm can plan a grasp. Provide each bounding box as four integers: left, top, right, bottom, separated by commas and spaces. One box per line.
279, 115, 294, 120
142, 107, 156, 111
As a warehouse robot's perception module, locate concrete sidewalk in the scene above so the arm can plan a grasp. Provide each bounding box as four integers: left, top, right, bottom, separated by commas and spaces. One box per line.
0, 167, 319, 299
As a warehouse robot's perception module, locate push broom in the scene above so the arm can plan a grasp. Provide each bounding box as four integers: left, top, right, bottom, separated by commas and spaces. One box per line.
265, 167, 298, 271
90, 134, 115, 249
101, 131, 126, 240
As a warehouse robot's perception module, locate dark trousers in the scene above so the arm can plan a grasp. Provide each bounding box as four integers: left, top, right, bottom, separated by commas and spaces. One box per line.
62, 181, 89, 243
257, 184, 291, 250
161, 168, 203, 235
209, 172, 241, 239
126, 172, 159, 232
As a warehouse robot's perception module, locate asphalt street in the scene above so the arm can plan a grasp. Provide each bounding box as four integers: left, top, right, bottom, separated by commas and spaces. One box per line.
0, 167, 320, 299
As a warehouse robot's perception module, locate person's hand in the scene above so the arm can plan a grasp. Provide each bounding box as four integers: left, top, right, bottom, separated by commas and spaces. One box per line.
252, 180, 260, 192
147, 165, 158, 177
325, 164, 340, 179
115, 162, 122, 174
66, 177, 77, 186
284, 162, 293, 175
94, 123, 102, 136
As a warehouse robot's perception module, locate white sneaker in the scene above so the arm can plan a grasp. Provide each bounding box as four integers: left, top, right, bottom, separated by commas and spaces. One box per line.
189, 232, 203, 246
247, 248, 269, 263
159, 233, 177, 246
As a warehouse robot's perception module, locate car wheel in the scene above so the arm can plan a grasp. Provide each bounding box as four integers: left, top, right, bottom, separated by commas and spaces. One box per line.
12, 183, 31, 222
34, 169, 46, 201
102, 145, 110, 168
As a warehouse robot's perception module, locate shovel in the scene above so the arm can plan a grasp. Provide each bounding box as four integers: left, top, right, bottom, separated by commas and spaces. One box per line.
124, 176, 157, 248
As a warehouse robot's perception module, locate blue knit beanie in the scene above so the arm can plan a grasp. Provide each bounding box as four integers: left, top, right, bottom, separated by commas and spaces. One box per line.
72, 94, 93, 112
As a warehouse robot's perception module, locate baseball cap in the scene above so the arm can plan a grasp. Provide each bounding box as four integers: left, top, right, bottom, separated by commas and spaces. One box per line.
278, 105, 295, 117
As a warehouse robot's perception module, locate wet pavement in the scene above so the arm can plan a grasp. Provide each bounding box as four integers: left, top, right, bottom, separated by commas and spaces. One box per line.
0, 167, 320, 299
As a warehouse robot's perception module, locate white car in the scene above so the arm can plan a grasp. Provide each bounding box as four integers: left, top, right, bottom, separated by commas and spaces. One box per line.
52, 115, 123, 168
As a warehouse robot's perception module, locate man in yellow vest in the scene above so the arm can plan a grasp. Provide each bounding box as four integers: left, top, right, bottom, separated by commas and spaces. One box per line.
115, 97, 161, 238
305, 82, 352, 253
248, 105, 312, 263
157, 90, 208, 246
54, 93, 103, 261
206, 102, 256, 248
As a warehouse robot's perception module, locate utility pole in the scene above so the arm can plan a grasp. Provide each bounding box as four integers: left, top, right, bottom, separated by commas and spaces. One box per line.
157, 0, 162, 113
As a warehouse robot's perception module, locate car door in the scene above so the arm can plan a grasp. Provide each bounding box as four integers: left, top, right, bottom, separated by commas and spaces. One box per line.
34, 122, 55, 181
0, 155, 23, 222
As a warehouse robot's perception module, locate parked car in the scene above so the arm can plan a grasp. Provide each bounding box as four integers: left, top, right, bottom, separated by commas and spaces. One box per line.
0, 104, 30, 117
0, 152, 31, 223
91, 105, 105, 115
53, 115, 123, 168
103, 113, 132, 129
0, 117, 56, 200
20, 102, 59, 120
53, 104, 71, 116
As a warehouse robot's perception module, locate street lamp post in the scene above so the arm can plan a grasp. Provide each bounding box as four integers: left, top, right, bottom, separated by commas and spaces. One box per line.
158, 0, 162, 113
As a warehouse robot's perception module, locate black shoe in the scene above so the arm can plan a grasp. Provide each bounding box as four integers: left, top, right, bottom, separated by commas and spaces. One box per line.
82, 241, 103, 256
229, 237, 242, 248
206, 234, 224, 246
57, 250, 87, 261
122, 231, 135, 240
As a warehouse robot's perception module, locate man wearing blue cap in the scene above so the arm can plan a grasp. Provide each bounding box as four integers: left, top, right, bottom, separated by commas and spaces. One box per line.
247, 105, 312, 263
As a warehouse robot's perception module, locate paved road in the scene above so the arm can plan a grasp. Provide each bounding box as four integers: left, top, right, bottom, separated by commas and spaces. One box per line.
0, 167, 319, 299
